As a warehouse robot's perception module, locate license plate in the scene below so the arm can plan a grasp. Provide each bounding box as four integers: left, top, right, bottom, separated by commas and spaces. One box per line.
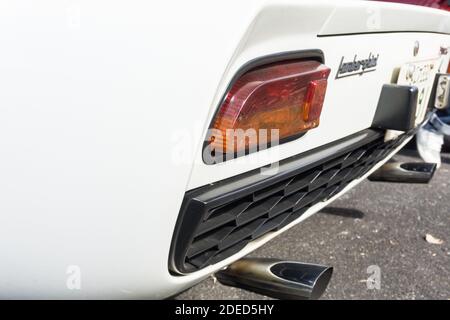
397, 58, 440, 126
434, 74, 450, 110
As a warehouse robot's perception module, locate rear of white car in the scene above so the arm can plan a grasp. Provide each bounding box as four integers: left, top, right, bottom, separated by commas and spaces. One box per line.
0, 0, 448, 298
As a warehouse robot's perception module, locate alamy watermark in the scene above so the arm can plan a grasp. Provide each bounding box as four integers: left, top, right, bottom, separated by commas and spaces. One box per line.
66, 265, 82, 290
171, 126, 281, 176
366, 265, 381, 290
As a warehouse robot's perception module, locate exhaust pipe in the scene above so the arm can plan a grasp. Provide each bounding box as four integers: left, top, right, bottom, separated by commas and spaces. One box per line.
215, 258, 333, 300
368, 161, 437, 183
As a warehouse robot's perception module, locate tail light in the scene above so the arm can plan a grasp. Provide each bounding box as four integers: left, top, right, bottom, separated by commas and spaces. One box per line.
204, 59, 331, 163
374, 0, 450, 12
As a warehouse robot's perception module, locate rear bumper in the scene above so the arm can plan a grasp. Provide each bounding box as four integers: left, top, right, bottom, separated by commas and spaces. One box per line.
170, 129, 411, 274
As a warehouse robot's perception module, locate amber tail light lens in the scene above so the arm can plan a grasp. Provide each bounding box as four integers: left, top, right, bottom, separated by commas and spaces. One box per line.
204, 59, 331, 163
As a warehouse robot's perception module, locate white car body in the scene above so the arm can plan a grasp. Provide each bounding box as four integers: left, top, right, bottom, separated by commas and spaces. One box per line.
0, 0, 449, 298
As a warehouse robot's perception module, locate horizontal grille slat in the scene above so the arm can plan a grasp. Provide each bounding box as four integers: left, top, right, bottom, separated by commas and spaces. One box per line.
269, 191, 307, 217
253, 179, 291, 202
205, 199, 252, 221
171, 131, 409, 273
321, 185, 341, 200
187, 226, 234, 258
195, 213, 236, 236
341, 149, 366, 168
326, 167, 353, 186
218, 219, 266, 251
285, 169, 321, 195
325, 187, 342, 200
252, 211, 293, 239
189, 250, 217, 268
208, 241, 249, 266
235, 195, 282, 226
307, 169, 340, 191
277, 207, 309, 230
297, 187, 326, 208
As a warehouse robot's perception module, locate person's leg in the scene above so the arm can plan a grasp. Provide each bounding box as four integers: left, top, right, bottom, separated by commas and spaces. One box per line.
416, 126, 444, 168
439, 115, 450, 125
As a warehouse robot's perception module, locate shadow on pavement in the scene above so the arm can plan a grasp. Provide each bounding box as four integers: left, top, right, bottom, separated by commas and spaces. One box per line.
319, 207, 365, 219
397, 148, 421, 159
442, 155, 450, 165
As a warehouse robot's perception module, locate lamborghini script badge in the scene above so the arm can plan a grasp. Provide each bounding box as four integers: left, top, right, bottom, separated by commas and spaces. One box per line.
335, 53, 379, 79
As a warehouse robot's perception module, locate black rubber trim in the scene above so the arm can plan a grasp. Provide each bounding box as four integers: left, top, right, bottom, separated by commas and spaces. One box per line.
318, 30, 450, 37
372, 84, 418, 131
220, 50, 325, 83
202, 49, 325, 165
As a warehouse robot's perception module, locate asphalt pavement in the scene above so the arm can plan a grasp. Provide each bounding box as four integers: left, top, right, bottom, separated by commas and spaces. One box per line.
177, 148, 450, 300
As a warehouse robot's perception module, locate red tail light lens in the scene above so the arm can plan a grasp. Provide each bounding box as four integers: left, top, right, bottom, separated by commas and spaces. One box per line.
373, 0, 450, 12
205, 59, 331, 161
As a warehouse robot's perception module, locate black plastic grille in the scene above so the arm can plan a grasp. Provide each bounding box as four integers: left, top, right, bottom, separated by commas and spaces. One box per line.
171, 132, 408, 273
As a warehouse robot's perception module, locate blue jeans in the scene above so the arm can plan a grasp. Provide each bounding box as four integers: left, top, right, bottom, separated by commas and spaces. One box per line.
439, 115, 450, 125
428, 114, 450, 136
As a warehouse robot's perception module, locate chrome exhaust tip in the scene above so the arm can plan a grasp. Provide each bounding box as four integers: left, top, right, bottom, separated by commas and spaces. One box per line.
368, 161, 437, 184
215, 258, 333, 300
